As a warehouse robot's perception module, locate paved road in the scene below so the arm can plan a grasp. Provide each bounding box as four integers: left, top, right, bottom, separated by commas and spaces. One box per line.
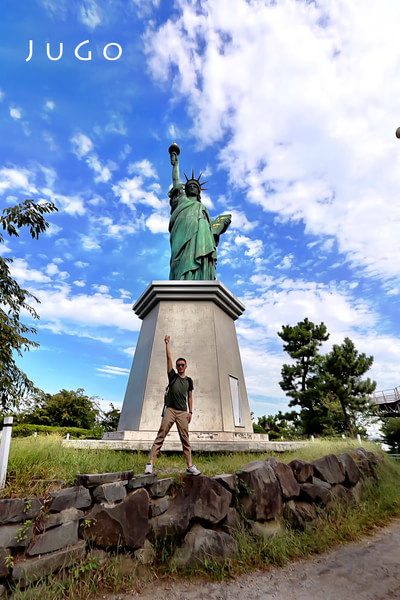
119, 519, 400, 600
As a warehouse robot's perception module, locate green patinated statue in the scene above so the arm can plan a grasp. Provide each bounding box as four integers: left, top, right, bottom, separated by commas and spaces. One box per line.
168, 143, 231, 280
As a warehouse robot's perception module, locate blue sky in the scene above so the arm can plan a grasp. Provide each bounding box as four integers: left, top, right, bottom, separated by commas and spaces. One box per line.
2, 0, 400, 419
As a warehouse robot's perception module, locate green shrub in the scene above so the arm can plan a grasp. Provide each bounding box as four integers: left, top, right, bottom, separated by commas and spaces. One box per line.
11, 424, 102, 439
252, 423, 267, 434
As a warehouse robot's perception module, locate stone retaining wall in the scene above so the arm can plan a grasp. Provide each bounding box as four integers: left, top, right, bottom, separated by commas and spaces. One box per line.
0, 447, 382, 591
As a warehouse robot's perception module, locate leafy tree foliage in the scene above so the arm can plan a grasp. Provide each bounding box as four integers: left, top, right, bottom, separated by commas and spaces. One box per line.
100, 403, 121, 431
320, 337, 376, 437
380, 418, 400, 453
21, 388, 100, 430
256, 410, 303, 439
278, 318, 329, 434
0, 199, 57, 410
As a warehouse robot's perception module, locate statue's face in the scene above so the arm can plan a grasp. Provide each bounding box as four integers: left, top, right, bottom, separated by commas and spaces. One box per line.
185, 182, 200, 198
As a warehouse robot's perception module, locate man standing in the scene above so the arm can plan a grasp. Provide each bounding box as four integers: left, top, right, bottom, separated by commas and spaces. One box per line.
145, 335, 201, 475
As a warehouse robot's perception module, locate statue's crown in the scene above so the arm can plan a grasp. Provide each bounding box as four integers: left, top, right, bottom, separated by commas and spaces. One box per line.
184, 169, 208, 194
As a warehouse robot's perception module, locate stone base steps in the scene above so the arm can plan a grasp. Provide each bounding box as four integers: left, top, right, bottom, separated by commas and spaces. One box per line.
62, 439, 308, 452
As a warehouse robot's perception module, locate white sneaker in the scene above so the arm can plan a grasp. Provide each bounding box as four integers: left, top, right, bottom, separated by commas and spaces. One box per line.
186, 465, 201, 476
145, 463, 153, 474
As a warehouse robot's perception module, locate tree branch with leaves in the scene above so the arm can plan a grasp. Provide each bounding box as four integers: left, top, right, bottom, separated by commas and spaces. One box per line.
0, 199, 58, 411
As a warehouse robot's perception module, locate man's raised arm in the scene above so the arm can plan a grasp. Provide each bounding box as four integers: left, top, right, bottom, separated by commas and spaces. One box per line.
164, 335, 173, 373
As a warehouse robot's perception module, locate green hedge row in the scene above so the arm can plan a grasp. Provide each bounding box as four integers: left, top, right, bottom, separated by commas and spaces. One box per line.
11, 424, 103, 439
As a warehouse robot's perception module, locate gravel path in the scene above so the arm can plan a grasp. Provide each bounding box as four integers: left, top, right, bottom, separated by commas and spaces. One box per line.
117, 519, 400, 600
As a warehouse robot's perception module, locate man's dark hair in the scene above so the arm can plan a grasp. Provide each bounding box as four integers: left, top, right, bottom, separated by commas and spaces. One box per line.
176, 357, 187, 365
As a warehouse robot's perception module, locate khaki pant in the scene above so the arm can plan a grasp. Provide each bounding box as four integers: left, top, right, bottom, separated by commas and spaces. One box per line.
149, 406, 191, 465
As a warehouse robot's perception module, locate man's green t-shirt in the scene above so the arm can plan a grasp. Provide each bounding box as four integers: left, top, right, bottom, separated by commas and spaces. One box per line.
165, 368, 193, 412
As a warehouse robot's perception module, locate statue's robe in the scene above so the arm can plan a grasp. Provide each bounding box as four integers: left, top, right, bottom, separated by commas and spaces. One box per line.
168, 187, 217, 281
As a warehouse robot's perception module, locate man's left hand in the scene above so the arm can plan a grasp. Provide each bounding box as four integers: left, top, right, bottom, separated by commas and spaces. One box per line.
188, 412, 192, 424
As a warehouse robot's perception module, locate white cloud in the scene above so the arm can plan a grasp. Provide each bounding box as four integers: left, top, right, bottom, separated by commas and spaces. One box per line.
43, 191, 85, 216
86, 154, 112, 183
10, 107, 22, 120
45, 100, 55, 111
80, 0, 102, 29
73, 280, 86, 287
33, 285, 141, 333
75, 261, 89, 268
0, 167, 37, 194
146, 212, 169, 234
96, 365, 130, 376
81, 235, 101, 251
113, 176, 163, 210
70, 132, 113, 183
93, 284, 109, 294
45, 223, 62, 237
234, 234, 263, 258
0, 243, 11, 256
145, 0, 400, 283
128, 159, 158, 179
9, 259, 51, 284
105, 116, 127, 136
71, 133, 94, 158
276, 254, 294, 270
227, 209, 257, 233
0, 90, 4, 101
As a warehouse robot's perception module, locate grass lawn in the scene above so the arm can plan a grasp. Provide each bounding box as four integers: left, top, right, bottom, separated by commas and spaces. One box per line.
2, 434, 384, 498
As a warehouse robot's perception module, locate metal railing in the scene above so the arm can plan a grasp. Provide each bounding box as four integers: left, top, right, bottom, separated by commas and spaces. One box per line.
372, 386, 400, 405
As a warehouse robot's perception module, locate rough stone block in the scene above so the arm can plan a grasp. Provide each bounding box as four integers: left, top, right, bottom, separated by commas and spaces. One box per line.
312, 454, 345, 485
299, 482, 330, 505
250, 519, 283, 539
150, 476, 232, 539
222, 507, 243, 534
148, 478, 173, 498
134, 539, 155, 565
0, 522, 34, 548
312, 476, 331, 489
12, 540, 86, 586
0, 548, 10, 578
236, 461, 282, 521
93, 481, 127, 504
267, 458, 300, 499
28, 520, 79, 556
42, 507, 84, 530
149, 496, 170, 518
349, 479, 364, 503
127, 473, 157, 490
172, 523, 237, 568
49, 486, 91, 512
336, 453, 361, 487
328, 484, 354, 505
0, 498, 44, 525
76, 471, 134, 487
81, 488, 149, 550
213, 474, 238, 493
283, 500, 317, 529
288, 459, 313, 483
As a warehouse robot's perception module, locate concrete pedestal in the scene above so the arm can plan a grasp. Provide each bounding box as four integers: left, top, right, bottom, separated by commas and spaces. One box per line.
105, 281, 256, 449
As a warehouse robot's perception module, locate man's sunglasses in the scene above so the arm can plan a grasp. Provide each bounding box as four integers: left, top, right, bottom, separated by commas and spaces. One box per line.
176, 363, 186, 367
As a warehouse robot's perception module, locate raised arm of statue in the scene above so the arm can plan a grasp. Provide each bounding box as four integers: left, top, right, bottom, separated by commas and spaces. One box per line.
169, 143, 181, 190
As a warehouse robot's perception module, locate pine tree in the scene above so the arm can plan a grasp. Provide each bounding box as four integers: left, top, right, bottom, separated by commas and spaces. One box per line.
278, 318, 329, 434
320, 337, 376, 437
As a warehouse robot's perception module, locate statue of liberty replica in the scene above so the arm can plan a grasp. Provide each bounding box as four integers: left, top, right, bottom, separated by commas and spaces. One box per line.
112, 143, 256, 451
168, 142, 231, 281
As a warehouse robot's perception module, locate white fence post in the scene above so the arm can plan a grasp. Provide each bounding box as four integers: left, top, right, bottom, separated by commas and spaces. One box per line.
0, 416, 13, 489
357, 433, 362, 444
